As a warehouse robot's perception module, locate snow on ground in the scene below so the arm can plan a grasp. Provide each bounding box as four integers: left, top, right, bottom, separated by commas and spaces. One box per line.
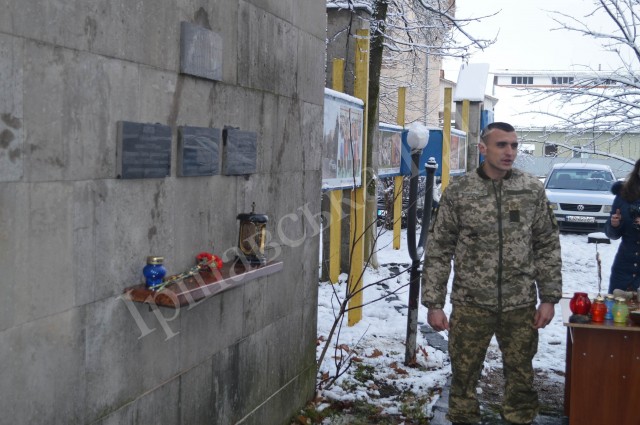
316, 226, 620, 418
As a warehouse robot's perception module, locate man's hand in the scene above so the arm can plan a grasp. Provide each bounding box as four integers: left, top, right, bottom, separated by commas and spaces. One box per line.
611, 208, 622, 227
427, 308, 449, 331
533, 302, 555, 329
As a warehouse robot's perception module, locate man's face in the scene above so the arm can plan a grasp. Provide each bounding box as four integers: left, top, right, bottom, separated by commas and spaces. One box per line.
479, 128, 518, 177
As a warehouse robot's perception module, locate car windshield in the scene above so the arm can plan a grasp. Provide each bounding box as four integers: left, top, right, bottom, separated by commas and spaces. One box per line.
546, 169, 615, 191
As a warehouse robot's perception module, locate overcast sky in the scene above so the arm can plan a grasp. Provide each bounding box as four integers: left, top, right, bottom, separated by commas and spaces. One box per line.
442, 0, 623, 79
441, 0, 630, 127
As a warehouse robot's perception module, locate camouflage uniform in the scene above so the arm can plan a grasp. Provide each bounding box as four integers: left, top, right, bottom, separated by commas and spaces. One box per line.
421, 166, 562, 424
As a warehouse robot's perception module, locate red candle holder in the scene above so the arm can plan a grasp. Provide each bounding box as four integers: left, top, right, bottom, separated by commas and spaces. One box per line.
570, 292, 592, 315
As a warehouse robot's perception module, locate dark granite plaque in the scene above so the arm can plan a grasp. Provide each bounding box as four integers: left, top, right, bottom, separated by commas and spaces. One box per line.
177, 126, 220, 177
180, 21, 223, 81
117, 121, 172, 179
222, 127, 257, 175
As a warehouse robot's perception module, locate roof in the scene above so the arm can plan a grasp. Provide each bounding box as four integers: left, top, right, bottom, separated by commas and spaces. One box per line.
492, 69, 622, 78
453, 63, 490, 102
439, 77, 498, 102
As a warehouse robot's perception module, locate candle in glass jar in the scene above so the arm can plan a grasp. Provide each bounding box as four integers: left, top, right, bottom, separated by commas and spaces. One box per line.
604, 294, 615, 320
612, 297, 629, 324
590, 296, 607, 322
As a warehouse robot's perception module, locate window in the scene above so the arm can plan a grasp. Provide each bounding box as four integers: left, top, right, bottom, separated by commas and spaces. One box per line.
601, 78, 620, 86
511, 76, 534, 85
547, 169, 615, 191
519, 143, 535, 155
551, 76, 574, 85
544, 144, 557, 157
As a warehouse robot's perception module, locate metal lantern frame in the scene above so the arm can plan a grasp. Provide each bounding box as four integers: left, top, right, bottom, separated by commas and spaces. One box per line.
236, 203, 268, 266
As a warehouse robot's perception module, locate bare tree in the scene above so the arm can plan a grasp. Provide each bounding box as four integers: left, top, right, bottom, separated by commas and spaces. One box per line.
526, 0, 640, 145
374, 0, 495, 124
319, 0, 494, 385
328, 0, 495, 269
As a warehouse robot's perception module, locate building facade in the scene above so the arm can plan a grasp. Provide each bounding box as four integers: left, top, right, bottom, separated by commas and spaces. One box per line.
0, 1, 325, 424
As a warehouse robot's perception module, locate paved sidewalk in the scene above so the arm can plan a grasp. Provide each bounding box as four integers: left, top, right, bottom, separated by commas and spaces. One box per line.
429, 377, 568, 425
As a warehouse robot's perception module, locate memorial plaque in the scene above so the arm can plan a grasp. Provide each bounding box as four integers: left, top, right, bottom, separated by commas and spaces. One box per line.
222, 127, 257, 176
180, 21, 223, 81
177, 126, 220, 177
117, 121, 171, 179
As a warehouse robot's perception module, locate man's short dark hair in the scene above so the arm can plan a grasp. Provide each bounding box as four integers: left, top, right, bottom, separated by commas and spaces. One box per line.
480, 122, 515, 141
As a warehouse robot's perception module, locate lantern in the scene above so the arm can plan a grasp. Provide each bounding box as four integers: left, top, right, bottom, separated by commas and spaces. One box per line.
569, 292, 591, 316
612, 297, 630, 324
590, 295, 607, 322
236, 202, 268, 266
143, 256, 166, 289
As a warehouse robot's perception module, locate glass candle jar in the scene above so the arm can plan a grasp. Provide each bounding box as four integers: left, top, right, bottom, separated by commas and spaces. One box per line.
590, 295, 607, 322
570, 292, 592, 315
143, 256, 166, 289
612, 297, 630, 324
604, 294, 615, 320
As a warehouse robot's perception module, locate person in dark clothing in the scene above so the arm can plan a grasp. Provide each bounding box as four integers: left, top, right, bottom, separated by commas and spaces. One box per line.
605, 158, 640, 293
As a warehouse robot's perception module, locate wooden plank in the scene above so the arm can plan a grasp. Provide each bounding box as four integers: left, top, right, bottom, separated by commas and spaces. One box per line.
568, 328, 640, 425
564, 327, 572, 418
123, 260, 283, 308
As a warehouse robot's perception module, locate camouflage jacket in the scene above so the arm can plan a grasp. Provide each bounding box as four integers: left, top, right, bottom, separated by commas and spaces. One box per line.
421, 167, 562, 312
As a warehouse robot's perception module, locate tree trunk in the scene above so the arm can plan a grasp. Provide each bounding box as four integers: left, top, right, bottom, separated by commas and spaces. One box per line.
364, 0, 389, 269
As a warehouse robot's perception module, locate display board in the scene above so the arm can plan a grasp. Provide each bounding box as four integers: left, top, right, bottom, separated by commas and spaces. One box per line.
378, 123, 402, 177
400, 128, 468, 177
449, 128, 467, 176
322, 88, 364, 190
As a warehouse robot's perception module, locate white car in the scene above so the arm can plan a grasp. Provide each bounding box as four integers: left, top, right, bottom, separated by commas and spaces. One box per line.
544, 163, 616, 233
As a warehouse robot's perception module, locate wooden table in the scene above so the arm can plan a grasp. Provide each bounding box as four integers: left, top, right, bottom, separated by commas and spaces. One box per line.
561, 297, 640, 425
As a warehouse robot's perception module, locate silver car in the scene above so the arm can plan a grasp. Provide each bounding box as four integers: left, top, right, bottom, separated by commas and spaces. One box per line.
544, 163, 616, 233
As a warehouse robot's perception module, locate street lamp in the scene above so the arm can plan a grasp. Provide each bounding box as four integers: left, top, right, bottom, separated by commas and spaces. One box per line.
406, 122, 429, 152
404, 123, 438, 365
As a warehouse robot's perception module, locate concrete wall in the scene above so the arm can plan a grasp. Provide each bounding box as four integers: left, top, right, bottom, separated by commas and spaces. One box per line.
326, 7, 371, 96
0, 1, 325, 424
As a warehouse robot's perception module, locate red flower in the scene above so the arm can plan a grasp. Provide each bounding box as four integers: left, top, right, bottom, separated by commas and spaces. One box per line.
196, 252, 223, 270
196, 252, 213, 263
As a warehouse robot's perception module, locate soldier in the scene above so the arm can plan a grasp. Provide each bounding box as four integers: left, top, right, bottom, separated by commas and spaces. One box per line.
421, 122, 562, 425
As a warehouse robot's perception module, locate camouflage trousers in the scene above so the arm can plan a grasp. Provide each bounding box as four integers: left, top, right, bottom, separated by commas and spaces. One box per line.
446, 304, 539, 424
